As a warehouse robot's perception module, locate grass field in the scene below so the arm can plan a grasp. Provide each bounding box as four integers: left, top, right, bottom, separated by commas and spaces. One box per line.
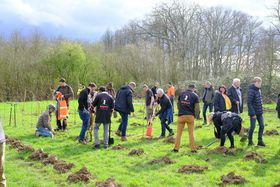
0, 100, 279, 187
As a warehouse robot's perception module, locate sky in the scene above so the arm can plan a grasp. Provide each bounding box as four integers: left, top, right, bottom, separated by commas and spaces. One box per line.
0, 0, 277, 41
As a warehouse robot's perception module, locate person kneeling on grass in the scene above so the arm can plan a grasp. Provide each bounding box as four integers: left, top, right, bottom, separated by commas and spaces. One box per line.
153, 88, 174, 138
92, 86, 114, 149
208, 111, 242, 148
35, 104, 56, 138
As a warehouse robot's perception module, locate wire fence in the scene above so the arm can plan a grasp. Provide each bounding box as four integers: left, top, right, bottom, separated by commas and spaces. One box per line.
0, 99, 79, 128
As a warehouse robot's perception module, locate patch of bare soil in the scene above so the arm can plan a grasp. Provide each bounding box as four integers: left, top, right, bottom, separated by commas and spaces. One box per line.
29, 149, 49, 160
43, 155, 58, 165
264, 129, 279, 136
6, 138, 34, 152
178, 165, 208, 173
204, 158, 211, 162
244, 152, 267, 163
53, 160, 75, 173
207, 147, 242, 156
112, 144, 125, 150
273, 183, 280, 187
219, 172, 247, 186
96, 177, 123, 187
148, 156, 175, 165
128, 149, 144, 156
67, 167, 92, 183
243, 128, 249, 133
163, 136, 175, 144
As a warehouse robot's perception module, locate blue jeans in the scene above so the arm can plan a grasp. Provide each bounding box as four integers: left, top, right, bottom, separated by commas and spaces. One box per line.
79, 109, 90, 141
248, 115, 264, 142
160, 117, 173, 136
118, 112, 128, 136
203, 103, 213, 122
36, 128, 53, 137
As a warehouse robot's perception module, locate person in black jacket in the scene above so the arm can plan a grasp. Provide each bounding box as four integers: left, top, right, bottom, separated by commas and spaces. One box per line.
247, 77, 265, 147
202, 81, 214, 124
227, 78, 243, 114
114, 82, 136, 141
214, 85, 232, 112
151, 82, 160, 100
276, 93, 280, 119
77, 83, 96, 144
92, 87, 114, 149
209, 111, 242, 148
173, 84, 200, 153
153, 88, 174, 138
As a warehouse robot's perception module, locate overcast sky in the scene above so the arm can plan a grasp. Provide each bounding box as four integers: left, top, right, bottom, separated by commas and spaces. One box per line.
0, 0, 277, 41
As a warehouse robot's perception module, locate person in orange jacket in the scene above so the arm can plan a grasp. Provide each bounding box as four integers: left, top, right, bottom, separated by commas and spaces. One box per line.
167, 82, 175, 109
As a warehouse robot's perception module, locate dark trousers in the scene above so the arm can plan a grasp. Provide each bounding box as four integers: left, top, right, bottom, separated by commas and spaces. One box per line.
78, 110, 90, 141
248, 114, 264, 142
56, 119, 67, 130
203, 103, 213, 122
220, 118, 240, 147
118, 112, 128, 136
160, 117, 173, 136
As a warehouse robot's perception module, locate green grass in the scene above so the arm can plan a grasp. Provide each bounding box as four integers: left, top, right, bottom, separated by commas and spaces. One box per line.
0, 100, 280, 187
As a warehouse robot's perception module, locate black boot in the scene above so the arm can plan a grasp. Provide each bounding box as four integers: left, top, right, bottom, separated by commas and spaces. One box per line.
257, 141, 265, 147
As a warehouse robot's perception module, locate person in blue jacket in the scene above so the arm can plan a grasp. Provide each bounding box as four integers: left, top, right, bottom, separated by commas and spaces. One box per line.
114, 82, 136, 141
247, 77, 265, 147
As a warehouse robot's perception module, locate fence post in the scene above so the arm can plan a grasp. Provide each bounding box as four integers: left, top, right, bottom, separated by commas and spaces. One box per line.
14, 103, 16, 127
9, 103, 13, 126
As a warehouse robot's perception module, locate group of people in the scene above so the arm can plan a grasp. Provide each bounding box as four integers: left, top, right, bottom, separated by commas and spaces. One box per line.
35, 76, 269, 152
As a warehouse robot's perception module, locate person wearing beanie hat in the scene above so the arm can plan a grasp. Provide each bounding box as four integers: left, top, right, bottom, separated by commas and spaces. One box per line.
35, 104, 56, 138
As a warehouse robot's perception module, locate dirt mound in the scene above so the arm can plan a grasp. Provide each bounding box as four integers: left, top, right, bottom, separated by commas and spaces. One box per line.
264, 129, 279, 136
163, 136, 175, 144
112, 144, 125, 150
67, 167, 92, 183
273, 183, 280, 187
207, 147, 241, 156
43, 155, 58, 165
219, 172, 247, 186
29, 149, 49, 160
148, 156, 175, 165
53, 160, 75, 173
130, 122, 141, 127
244, 152, 267, 163
7, 138, 34, 152
178, 165, 208, 173
128, 149, 144, 156
96, 177, 123, 187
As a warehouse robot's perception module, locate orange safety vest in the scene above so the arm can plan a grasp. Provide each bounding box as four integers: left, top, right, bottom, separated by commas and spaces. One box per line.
56, 92, 68, 120
167, 86, 175, 97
